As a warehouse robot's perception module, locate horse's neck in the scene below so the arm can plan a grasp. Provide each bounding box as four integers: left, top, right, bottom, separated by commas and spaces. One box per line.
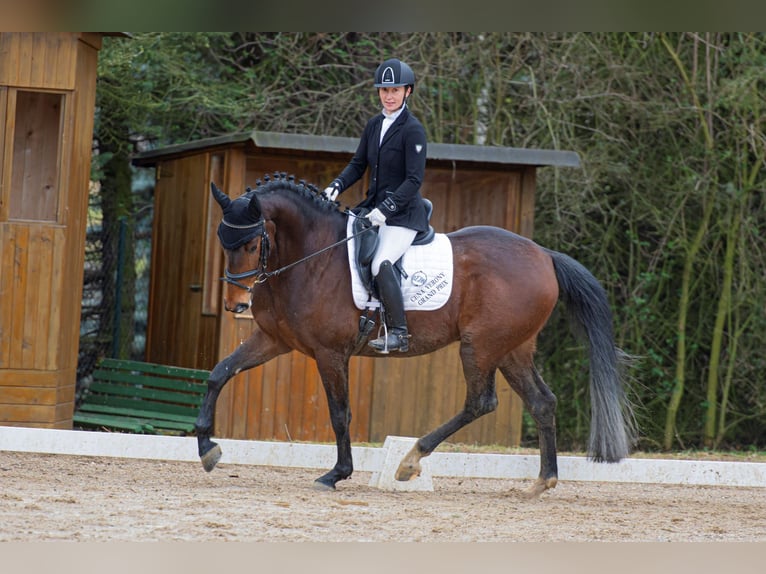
267, 195, 345, 268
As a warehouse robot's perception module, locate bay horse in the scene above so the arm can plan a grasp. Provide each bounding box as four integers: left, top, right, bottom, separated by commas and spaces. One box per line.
195, 173, 635, 497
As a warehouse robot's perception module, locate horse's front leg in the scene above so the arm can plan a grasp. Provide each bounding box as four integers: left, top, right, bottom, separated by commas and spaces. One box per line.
313, 354, 353, 491
196, 330, 289, 472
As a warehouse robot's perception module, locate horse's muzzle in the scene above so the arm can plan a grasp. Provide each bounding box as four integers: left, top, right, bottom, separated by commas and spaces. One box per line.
225, 301, 252, 314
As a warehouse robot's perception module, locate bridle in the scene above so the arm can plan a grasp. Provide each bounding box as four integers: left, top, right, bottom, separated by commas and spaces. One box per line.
220, 213, 373, 293
220, 217, 270, 292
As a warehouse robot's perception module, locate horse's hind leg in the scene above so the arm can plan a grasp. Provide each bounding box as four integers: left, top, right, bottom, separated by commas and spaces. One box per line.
396, 343, 498, 481
499, 353, 558, 498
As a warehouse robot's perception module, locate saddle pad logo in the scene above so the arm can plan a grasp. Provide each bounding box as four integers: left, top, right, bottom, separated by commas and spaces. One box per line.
415, 144, 423, 153
408, 271, 449, 308
411, 271, 427, 287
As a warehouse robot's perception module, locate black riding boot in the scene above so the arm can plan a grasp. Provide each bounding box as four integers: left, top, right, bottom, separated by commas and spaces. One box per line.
369, 260, 410, 353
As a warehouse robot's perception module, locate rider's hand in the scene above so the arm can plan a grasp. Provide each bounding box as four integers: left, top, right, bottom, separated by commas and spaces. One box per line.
366, 208, 387, 227
323, 181, 341, 202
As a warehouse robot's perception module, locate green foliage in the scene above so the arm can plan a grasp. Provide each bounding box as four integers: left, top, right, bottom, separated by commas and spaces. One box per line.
524, 33, 766, 452
94, 32, 766, 453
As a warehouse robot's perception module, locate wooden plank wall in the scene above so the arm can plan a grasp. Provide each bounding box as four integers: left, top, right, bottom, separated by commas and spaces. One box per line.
0, 225, 73, 426
0, 33, 101, 427
0, 33, 78, 91
9, 91, 64, 219
145, 153, 221, 371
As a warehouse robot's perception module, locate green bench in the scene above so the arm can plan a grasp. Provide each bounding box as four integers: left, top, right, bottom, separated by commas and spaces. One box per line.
73, 358, 210, 435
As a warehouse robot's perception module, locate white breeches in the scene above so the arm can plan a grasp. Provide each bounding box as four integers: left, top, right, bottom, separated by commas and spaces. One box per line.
371, 224, 417, 276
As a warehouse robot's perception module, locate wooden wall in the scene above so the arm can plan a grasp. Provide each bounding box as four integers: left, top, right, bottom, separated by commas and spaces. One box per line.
145, 153, 222, 370
0, 33, 102, 427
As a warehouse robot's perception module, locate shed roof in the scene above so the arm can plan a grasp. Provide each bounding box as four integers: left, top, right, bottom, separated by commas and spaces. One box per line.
132, 130, 580, 169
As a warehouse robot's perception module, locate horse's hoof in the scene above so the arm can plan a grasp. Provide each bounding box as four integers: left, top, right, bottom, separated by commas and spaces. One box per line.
200, 444, 222, 472
522, 476, 558, 500
312, 479, 336, 492
543, 476, 558, 491
395, 461, 421, 482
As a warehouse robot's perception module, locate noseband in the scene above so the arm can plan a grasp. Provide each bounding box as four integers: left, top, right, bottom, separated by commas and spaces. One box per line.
220, 217, 270, 293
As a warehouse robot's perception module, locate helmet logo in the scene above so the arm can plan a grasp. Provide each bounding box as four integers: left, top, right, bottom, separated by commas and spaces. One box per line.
381, 66, 395, 84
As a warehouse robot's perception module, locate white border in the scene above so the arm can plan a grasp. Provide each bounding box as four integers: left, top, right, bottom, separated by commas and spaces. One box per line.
1, 426, 764, 487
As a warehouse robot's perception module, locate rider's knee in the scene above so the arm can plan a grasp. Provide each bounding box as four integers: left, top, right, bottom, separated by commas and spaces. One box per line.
373, 259, 393, 277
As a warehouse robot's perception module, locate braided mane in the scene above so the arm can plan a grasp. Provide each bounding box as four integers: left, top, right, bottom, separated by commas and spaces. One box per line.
247, 172, 342, 217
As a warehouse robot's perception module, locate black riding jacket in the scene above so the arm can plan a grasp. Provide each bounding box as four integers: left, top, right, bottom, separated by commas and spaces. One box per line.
335, 106, 429, 233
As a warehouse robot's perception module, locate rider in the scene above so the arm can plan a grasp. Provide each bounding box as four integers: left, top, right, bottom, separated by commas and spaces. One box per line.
323, 58, 429, 353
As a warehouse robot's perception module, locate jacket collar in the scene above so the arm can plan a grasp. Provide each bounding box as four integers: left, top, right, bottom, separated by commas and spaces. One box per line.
378, 106, 409, 147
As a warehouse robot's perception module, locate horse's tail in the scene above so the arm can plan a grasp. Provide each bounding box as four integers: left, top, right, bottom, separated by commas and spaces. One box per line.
548, 249, 636, 462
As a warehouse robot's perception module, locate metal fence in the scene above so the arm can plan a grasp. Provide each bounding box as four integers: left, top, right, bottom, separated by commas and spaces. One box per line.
76, 184, 153, 400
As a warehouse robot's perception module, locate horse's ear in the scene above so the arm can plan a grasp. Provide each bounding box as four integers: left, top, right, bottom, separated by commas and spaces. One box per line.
248, 193, 262, 220
210, 182, 231, 210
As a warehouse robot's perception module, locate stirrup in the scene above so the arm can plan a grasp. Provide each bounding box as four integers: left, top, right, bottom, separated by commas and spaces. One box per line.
369, 324, 410, 354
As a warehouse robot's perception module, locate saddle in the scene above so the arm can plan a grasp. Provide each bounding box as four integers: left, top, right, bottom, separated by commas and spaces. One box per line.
352, 198, 436, 296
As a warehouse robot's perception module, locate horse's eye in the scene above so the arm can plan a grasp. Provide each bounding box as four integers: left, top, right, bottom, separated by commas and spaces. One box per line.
246, 242, 259, 254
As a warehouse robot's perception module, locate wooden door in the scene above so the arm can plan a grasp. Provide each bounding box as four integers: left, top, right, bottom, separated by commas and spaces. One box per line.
145, 154, 220, 370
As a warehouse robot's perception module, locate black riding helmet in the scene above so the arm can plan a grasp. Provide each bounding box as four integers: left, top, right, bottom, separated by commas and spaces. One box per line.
374, 58, 415, 93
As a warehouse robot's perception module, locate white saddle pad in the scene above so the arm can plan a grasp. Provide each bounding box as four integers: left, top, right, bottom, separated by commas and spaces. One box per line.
346, 219, 454, 311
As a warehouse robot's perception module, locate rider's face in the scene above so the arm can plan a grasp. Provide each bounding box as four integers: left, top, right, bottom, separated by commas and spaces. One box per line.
378, 86, 410, 113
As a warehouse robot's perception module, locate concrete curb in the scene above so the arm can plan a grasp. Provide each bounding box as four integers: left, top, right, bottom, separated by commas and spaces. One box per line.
1, 426, 764, 488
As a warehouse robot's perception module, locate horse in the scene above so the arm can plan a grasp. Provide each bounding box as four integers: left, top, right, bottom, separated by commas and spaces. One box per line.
195, 173, 635, 497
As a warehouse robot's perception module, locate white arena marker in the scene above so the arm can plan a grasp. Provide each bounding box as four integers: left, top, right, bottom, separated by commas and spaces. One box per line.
369, 436, 434, 492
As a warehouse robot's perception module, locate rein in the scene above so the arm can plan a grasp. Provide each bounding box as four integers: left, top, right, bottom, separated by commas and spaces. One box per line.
221, 216, 373, 292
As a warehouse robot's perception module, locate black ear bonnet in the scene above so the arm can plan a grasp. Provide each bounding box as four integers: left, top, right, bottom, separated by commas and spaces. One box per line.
211, 183, 264, 250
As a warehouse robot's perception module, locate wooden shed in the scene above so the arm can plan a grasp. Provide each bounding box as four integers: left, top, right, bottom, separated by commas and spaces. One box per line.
132, 131, 579, 446
0, 33, 115, 428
